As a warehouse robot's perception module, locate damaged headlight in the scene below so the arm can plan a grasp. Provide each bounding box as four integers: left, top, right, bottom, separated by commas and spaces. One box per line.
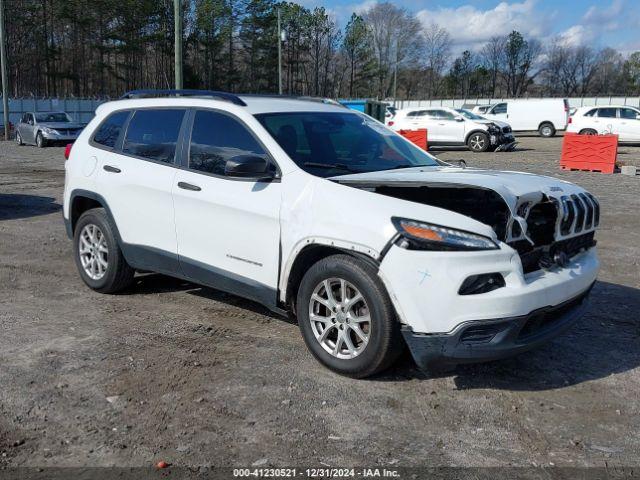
392, 217, 499, 251
487, 123, 500, 134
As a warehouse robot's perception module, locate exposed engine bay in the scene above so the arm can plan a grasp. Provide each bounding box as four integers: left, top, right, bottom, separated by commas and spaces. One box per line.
334, 176, 599, 273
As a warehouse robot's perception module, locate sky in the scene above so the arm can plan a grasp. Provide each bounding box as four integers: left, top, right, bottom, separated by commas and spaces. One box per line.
294, 0, 640, 56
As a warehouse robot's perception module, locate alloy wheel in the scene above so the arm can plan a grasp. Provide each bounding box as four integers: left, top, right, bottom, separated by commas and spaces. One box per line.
470, 134, 485, 151
78, 224, 109, 280
308, 278, 371, 359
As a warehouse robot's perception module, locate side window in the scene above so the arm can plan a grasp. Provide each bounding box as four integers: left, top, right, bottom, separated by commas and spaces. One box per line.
492, 103, 507, 114
423, 110, 439, 119
620, 108, 639, 120
93, 110, 130, 149
122, 109, 186, 163
597, 108, 617, 118
189, 110, 268, 176
436, 110, 455, 120
583, 109, 597, 117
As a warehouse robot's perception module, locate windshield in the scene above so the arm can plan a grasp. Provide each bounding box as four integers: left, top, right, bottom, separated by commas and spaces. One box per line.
255, 111, 441, 177
456, 109, 485, 121
35, 112, 71, 123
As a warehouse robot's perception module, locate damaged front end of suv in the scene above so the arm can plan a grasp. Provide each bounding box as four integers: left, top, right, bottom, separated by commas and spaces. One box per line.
332, 166, 600, 370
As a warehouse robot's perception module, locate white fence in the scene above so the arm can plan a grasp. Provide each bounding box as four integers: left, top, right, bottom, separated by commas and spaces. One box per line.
1, 98, 106, 125
395, 96, 640, 110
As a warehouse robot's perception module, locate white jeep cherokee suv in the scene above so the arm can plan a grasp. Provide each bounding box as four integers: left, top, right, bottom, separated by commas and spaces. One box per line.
63, 90, 599, 378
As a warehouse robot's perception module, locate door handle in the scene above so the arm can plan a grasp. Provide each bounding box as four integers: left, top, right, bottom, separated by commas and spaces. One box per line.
177, 181, 201, 192
103, 165, 121, 173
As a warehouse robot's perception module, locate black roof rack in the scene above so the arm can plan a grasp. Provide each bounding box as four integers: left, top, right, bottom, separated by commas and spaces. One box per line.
120, 89, 247, 106
240, 93, 345, 107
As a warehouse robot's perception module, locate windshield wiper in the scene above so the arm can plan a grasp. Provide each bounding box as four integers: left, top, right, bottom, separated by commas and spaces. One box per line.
303, 162, 357, 173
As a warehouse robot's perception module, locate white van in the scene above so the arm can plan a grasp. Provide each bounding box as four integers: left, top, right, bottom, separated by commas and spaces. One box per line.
483, 99, 570, 137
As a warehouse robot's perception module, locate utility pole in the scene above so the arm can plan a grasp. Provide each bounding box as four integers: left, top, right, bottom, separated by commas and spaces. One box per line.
392, 38, 398, 107
174, 0, 183, 89
277, 8, 282, 95
0, 0, 9, 140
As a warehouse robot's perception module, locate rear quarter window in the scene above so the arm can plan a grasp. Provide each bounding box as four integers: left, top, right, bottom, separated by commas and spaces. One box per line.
92, 110, 130, 149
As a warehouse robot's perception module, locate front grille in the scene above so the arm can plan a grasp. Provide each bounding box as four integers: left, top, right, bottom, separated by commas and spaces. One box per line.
512, 232, 595, 274
57, 128, 81, 135
560, 194, 599, 233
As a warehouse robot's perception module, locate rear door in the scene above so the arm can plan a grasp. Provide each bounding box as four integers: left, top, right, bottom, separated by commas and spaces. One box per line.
172, 109, 282, 306
594, 107, 620, 135
94, 108, 187, 273
409, 110, 442, 142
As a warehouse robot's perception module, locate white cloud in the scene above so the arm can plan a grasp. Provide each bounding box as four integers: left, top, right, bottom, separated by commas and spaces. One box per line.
582, 0, 624, 30
416, 0, 553, 50
557, 25, 594, 48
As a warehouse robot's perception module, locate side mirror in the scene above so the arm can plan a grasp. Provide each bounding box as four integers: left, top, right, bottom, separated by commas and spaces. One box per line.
636, 114, 640, 120
454, 116, 464, 122
225, 154, 273, 179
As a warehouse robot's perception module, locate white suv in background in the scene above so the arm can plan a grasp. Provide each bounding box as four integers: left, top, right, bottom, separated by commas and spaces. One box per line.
63, 90, 599, 378
390, 106, 515, 152
567, 105, 640, 141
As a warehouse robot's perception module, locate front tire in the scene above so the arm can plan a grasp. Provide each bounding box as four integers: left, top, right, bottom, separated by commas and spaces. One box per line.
296, 254, 403, 378
467, 132, 489, 152
538, 122, 556, 137
36, 132, 47, 148
15, 131, 23, 145
579, 128, 597, 136
73, 208, 134, 293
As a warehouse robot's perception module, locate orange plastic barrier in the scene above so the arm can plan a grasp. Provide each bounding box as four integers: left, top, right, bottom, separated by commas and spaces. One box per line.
560, 133, 617, 174
399, 129, 428, 151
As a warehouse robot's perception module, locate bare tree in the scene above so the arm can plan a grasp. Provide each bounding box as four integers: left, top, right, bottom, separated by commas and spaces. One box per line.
481, 36, 505, 96
422, 23, 450, 98
363, 2, 423, 98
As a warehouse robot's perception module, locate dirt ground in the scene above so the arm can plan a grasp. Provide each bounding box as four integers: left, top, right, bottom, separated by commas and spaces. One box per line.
0, 135, 639, 471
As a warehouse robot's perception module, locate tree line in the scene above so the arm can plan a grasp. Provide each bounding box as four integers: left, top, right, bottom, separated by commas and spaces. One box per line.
5, 0, 640, 99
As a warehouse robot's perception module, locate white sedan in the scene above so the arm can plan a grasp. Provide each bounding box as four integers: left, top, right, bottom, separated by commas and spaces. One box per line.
567, 105, 640, 141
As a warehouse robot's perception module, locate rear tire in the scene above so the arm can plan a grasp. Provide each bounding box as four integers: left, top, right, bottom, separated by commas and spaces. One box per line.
579, 128, 597, 136
467, 132, 490, 152
538, 122, 556, 137
15, 131, 23, 146
296, 254, 404, 378
36, 132, 47, 148
73, 208, 134, 294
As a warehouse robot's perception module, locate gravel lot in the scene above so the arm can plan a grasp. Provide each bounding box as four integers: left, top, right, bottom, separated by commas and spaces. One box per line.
1, 136, 639, 471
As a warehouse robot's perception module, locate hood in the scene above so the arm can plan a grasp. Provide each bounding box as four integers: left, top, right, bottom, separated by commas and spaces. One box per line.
474, 118, 510, 129
39, 122, 84, 129
331, 166, 583, 206
331, 166, 596, 245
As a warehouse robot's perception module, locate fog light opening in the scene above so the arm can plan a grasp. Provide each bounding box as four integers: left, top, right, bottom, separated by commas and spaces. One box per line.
458, 273, 505, 295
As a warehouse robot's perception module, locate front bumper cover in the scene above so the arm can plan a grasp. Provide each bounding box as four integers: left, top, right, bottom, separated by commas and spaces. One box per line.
402, 283, 593, 371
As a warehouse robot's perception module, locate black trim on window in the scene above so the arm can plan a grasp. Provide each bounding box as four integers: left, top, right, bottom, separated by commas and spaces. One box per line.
182, 107, 281, 182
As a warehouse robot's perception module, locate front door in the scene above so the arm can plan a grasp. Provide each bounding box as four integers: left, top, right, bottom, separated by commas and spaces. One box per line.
172, 109, 282, 307
486, 103, 508, 125
618, 107, 640, 141
433, 109, 466, 143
